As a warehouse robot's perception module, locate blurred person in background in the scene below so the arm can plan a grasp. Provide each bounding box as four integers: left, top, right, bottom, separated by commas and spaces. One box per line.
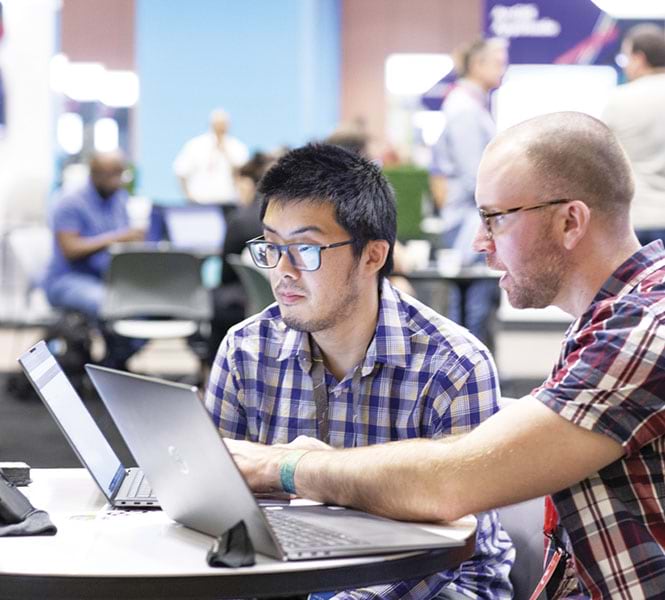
207, 151, 276, 361
429, 38, 508, 351
173, 107, 249, 206
602, 24, 665, 246
43, 150, 145, 368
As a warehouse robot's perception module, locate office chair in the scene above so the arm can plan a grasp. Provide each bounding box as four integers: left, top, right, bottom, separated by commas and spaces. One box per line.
3, 224, 58, 325
496, 397, 546, 599
101, 249, 212, 340
225, 254, 275, 316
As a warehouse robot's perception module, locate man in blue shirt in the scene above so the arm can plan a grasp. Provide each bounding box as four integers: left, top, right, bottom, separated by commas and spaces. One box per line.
206, 144, 514, 599
429, 38, 508, 350
43, 151, 144, 367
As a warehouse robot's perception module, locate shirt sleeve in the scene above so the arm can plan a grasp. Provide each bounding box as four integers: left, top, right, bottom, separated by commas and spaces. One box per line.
533, 298, 665, 456
172, 140, 195, 178
52, 196, 83, 233
204, 332, 249, 439
326, 350, 510, 600
443, 109, 490, 202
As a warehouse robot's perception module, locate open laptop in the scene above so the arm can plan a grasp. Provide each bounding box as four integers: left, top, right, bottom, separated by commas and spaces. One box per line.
18, 341, 158, 508
85, 364, 463, 561
162, 204, 227, 252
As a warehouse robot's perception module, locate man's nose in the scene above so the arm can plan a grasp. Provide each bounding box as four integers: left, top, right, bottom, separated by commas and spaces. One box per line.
274, 248, 300, 279
472, 223, 494, 254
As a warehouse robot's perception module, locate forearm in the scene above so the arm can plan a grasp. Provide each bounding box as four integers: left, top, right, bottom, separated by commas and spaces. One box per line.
58, 230, 135, 260
295, 439, 462, 522
293, 398, 624, 521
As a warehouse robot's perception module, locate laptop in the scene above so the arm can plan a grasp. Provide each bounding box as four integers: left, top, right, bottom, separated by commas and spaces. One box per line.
85, 364, 463, 561
162, 204, 227, 252
17, 341, 159, 508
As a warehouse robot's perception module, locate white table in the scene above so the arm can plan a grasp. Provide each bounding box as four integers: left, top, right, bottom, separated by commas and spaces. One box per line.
0, 469, 477, 600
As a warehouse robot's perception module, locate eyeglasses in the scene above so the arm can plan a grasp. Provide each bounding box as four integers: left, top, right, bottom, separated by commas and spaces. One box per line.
478, 199, 572, 240
245, 236, 355, 271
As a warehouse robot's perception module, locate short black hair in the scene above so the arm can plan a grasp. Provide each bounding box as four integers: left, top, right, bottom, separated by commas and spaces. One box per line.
258, 143, 396, 280
626, 24, 665, 68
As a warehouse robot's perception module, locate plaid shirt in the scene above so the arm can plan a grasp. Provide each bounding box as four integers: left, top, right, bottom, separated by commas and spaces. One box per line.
206, 280, 514, 600
533, 241, 665, 599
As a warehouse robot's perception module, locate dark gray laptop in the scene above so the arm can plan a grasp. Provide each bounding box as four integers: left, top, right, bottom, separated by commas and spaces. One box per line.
18, 341, 158, 508
85, 364, 463, 561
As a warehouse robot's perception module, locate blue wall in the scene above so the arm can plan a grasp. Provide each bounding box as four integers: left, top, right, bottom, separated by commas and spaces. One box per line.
136, 0, 341, 201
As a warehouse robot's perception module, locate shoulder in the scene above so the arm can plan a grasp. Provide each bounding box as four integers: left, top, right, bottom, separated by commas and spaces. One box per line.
224, 303, 290, 360
393, 288, 495, 373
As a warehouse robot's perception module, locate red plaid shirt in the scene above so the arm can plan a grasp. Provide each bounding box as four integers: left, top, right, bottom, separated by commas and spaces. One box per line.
533, 241, 665, 599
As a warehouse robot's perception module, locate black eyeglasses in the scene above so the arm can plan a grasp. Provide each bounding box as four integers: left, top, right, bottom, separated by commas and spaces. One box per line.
245, 236, 355, 271
478, 199, 572, 240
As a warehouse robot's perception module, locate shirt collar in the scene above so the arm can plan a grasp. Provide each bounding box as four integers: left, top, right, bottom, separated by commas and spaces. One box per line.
275, 279, 411, 374
593, 241, 665, 304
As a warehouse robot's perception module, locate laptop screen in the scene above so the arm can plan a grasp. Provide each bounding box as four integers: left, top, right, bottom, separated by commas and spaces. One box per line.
18, 342, 124, 498
163, 205, 227, 251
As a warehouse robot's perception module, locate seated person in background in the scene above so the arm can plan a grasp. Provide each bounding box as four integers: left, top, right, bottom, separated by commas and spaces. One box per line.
205, 144, 514, 600
228, 113, 665, 599
43, 150, 145, 368
207, 151, 276, 361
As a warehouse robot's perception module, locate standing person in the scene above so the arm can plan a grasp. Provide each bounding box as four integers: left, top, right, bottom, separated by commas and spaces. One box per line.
206, 144, 514, 599
229, 112, 665, 599
173, 108, 249, 206
43, 151, 145, 368
429, 38, 508, 349
602, 23, 665, 245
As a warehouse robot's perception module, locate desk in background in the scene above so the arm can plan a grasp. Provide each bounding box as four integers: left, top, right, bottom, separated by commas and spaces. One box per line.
0, 469, 477, 600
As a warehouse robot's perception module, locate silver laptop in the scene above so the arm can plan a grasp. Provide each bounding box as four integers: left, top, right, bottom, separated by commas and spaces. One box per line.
162, 204, 227, 252
85, 364, 463, 561
18, 341, 158, 508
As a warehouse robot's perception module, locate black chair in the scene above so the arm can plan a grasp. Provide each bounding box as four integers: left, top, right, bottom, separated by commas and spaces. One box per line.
225, 254, 275, 316
100, 249, 213, 379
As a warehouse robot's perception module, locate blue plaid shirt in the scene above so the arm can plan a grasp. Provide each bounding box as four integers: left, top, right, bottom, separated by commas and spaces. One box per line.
206, 280, 514, 599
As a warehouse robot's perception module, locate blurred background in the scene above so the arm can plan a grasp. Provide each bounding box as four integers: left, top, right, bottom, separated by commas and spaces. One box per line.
1, 0, 665, 465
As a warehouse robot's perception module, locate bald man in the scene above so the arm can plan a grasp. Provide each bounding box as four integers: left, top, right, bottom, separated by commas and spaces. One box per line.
44, 151, 145, 368
227, 112, 665, 599
173, 108, 249, 204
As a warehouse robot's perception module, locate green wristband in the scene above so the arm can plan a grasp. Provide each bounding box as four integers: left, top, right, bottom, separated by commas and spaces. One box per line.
279, 450, 309, 495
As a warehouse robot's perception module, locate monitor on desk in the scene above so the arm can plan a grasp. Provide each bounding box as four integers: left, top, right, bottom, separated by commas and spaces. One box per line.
160, 204, 227, 252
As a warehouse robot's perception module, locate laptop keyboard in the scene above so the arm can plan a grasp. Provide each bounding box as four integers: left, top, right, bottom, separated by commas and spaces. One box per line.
127, 472, 154, 499
265, 510, 364, 550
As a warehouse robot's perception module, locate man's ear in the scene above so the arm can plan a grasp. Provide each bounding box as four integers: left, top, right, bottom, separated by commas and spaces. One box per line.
561, 200, 590, 250
362, 240, 390, 276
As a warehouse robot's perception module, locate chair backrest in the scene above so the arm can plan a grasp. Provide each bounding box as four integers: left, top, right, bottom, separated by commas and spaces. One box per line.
496, 396, 545, 599
101, 250, 212, 321
225, 254, 275, 316
497, 497, 545, 599
5, 224, 53, 289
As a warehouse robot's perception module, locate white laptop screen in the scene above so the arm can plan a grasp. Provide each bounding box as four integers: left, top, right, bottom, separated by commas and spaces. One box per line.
20, 343, 124, 498
163, 205, 227, 250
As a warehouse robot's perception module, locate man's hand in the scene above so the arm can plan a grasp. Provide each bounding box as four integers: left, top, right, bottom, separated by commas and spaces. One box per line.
223, 439, 289, 493
224, 437, 332, 493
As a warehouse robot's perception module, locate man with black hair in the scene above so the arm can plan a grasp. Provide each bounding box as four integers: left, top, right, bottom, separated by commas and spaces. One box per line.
205, 143, 514, 599
603, 23, 665, 245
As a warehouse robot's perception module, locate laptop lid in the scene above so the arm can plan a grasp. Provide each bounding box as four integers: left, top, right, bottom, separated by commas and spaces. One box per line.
85, 365, 462, 561
162, 204, 227, 251
17, 341, 127, 504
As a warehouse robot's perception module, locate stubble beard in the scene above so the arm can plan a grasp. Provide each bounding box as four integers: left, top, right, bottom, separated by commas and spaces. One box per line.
281, 269, 362, 333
